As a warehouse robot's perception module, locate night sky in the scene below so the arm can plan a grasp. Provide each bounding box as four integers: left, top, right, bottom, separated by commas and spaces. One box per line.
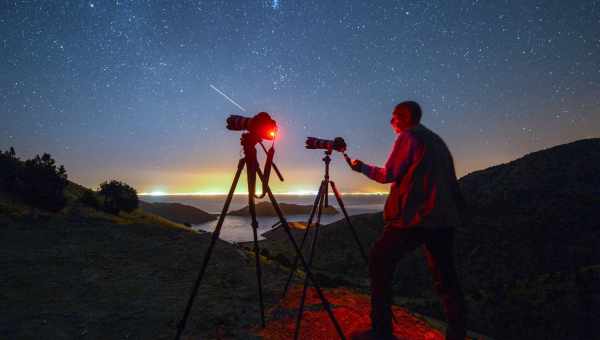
2, 1, 599, 194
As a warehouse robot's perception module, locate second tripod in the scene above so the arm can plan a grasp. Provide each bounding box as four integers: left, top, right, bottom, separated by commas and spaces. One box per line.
283, 150, 369, 340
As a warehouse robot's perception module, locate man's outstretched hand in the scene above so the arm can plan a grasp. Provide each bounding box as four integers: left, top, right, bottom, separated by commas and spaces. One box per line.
344, 153, 364, 172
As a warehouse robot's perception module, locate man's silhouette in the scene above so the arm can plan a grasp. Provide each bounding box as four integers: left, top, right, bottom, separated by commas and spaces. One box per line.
345, 101, 466, 340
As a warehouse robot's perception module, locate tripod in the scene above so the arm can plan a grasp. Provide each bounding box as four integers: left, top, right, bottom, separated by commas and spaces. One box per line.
281, 150, 369, 340
174, 133, 346, 340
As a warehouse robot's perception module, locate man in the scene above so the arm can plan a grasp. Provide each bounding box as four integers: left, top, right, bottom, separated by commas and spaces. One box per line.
345, 101, 466, 340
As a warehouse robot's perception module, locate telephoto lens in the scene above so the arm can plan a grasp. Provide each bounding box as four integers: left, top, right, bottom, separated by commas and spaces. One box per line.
305, 137, 346, 152
226, 115, 251, 131
226, 112, 277, 141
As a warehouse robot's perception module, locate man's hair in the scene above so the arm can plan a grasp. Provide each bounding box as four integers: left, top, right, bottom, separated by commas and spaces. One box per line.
393, 101, 422, 125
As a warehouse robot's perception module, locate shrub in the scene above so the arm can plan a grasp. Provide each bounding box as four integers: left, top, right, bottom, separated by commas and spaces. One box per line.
98, 180, 138, 214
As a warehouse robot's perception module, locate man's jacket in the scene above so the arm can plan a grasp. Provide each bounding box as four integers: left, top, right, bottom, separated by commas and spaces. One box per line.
360, 124, 464, 229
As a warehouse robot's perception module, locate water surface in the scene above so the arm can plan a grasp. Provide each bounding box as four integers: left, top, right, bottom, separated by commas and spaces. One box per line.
142, 194, 386, 242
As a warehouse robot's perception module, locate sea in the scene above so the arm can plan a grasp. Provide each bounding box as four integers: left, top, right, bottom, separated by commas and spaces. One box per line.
141, 194, 386, 243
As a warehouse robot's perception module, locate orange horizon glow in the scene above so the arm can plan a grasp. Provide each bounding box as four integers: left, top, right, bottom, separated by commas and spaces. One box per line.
131, 166, 391, 199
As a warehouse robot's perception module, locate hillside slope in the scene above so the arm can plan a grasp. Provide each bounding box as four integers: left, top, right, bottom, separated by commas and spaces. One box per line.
0, 205, 290, 339
0, 181, 292, 339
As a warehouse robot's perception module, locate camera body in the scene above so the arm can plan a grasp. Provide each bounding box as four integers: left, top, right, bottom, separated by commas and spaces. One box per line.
226, 112, 277, 140
305, 137, 347, 152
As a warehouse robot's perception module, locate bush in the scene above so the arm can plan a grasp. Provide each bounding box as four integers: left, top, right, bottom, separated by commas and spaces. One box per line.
98, 180, 138, 214
0, 148, 68, 211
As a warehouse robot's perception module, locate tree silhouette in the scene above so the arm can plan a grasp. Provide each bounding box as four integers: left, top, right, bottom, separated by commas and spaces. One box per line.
0, 148, 69, 211
0, 147, 20, 194
98, 180, 138, 214
19, 153, 68, 211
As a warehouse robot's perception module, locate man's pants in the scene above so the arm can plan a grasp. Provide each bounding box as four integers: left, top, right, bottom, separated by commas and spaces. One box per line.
369, 227, 466, 340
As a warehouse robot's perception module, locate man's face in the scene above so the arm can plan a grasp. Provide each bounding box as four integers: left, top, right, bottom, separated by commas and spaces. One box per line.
390, 113, 406, 134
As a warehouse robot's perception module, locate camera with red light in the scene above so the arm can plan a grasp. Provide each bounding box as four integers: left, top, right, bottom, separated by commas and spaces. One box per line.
226, 112, 277, 140
305, 137, 347, 152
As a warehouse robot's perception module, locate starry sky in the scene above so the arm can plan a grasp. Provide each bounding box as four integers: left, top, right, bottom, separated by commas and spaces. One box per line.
2, 0, 599, 194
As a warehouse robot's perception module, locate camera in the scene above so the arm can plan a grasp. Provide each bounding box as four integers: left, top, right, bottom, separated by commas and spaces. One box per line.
226, 112, 277, 140
305, 137, 347, 152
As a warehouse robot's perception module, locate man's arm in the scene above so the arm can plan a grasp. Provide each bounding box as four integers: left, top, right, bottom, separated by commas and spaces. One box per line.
359, 132, 420, 184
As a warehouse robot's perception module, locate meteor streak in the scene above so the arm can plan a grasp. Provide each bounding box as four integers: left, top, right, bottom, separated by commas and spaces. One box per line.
209, 84, 247, 112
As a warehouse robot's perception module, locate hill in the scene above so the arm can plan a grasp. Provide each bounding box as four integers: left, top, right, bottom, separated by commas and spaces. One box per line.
229, 201, 338, 217
139, 201, 216, 225
253, 138, 600, 339
0, 181, 291, 339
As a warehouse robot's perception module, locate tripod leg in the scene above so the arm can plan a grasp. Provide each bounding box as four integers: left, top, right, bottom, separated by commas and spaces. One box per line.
256, 169, 346, 340
248, 172, 266, 328
324, 176, 329, 207
174, 158, 245, 340
282, 180, 326, 298
294, 184, 325, 340
329, 181, 368, 264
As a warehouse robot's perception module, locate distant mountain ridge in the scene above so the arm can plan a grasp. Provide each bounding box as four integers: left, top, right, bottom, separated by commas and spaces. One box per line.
138, 201, 216, 225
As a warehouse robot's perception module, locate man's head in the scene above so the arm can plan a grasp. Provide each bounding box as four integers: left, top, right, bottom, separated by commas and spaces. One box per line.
391, 101, 422, 133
